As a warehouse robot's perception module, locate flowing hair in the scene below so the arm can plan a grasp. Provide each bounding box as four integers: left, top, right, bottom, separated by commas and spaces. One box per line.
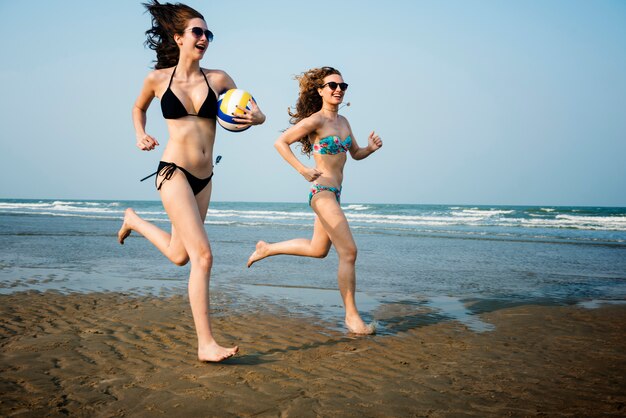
143, 0, 204, 69
288, 66, 342, 155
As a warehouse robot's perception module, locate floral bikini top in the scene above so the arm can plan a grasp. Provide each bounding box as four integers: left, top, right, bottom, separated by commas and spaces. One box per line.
312, 135, 352, 155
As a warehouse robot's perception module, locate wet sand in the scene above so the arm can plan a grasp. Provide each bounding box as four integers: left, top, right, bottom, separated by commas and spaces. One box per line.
1, 290, 625, 417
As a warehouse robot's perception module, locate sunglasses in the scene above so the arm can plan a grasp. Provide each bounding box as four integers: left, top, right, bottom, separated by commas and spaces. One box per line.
185, 27, 214, 42
321, 81, 349, 91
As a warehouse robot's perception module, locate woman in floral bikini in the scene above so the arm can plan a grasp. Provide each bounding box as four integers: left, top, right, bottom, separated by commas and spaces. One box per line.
247, 66, 382, 334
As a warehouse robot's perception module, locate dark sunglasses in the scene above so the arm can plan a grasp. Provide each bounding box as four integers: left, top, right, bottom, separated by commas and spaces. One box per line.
321, 81, 349, 91
186, 27, 214, 42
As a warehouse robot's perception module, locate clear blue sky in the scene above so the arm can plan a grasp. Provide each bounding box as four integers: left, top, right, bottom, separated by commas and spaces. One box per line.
1, 0, 625, 206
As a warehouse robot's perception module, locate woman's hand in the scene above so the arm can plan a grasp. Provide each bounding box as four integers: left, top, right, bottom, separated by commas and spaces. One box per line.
300, 167, 323, 182
367, 131, 383, 152
136, 133, 159, 151
233, 98, 266, 127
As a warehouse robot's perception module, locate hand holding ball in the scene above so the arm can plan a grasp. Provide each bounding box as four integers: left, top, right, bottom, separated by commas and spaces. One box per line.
217, 89, 255, 132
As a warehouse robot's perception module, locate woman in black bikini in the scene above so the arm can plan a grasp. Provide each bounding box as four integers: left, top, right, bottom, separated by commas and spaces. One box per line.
118, 0, 265, 362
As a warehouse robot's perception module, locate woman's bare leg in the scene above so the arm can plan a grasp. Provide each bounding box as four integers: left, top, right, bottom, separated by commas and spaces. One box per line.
118, 208, 189, 265
247, 217, 332, 267
311, 193, 375, 335
126, 170, 237, 362
162, 175, 237, 361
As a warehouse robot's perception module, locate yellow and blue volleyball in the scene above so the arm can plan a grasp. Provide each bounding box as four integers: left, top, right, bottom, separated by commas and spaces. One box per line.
217, 89, 254, 132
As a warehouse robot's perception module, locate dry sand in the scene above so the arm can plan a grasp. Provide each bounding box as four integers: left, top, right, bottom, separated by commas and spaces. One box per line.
1, 290, 625, 417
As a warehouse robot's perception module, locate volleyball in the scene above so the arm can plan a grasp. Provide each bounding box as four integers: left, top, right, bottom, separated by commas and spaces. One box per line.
217, 89, 254, 132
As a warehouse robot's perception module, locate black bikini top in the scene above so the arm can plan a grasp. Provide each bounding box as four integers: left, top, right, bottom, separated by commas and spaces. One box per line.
160, 67, 217, 120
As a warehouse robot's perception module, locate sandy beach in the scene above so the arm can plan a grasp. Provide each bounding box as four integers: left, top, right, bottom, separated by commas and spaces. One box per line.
1, 290, 625, 417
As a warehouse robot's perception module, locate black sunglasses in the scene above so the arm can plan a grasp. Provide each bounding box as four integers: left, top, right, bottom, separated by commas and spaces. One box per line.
321, 81, 349, 91
186, 27, 214, 42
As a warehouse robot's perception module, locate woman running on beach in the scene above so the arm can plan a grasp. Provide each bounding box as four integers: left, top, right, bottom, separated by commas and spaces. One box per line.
117, 0, 265, 362
247, 66, 382, 334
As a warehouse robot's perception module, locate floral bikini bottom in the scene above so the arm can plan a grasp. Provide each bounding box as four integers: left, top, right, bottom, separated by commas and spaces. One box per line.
308, 184, 341, 206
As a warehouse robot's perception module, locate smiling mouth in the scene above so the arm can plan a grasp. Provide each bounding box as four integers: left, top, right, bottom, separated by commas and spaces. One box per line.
195, 44, 206, 51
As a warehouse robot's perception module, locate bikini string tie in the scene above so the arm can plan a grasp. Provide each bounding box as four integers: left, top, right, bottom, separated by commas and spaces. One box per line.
139, 162, 178, 190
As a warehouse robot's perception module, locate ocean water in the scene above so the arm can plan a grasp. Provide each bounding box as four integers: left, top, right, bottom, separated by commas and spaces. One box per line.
1, 199, 625, 332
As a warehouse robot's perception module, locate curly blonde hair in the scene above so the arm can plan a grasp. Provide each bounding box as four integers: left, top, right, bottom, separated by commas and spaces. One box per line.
288, 66, 342, 155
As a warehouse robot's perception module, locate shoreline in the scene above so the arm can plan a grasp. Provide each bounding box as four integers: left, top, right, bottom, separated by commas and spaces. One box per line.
4, 274, 625, 334
2, 290, 625, 416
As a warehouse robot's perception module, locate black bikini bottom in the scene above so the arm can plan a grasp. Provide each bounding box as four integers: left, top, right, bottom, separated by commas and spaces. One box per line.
140, 161, 213, 195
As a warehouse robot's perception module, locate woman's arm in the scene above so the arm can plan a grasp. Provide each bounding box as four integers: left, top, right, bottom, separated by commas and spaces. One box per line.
132, 72, 159, 151
349, 130, 383, 160
274, 117, 322, 182
211, 70, 265, 126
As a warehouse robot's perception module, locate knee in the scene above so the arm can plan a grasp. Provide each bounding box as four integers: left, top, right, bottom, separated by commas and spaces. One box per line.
312, 246, 331, 259
340, 246, 357, 264
191, 247, 213, 271
172, 253, 190, 267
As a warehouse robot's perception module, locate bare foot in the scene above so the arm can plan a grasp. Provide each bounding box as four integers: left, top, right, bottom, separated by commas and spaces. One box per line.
198, 342, 239, 362
345, 315, 377, 335
117, 208, 137, 245
247, 241, 268, 268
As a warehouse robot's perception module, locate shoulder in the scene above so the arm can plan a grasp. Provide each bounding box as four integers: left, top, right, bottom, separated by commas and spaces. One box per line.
338, 114, 353, 130
144, 67, 173, 89
299, 112, 325, 131
202, 68, 234, 94
202, 68, 229, 79
289, 112, 325, 141
338, 114, 351, 124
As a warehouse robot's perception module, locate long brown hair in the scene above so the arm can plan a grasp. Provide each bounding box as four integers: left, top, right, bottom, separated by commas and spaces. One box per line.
288, 66, 342, 155
143, 0, 204, 69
